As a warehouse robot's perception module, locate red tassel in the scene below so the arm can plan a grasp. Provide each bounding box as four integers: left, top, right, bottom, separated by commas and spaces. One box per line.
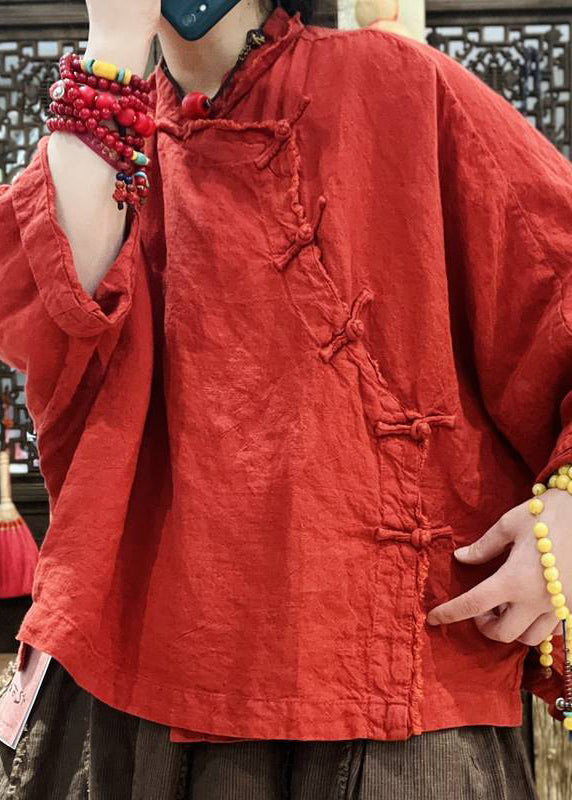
0, 450, 38, 599
0, 515, 38, 598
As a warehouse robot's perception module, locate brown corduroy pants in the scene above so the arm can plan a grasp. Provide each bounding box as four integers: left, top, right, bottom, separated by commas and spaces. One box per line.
0, 658, 538, 799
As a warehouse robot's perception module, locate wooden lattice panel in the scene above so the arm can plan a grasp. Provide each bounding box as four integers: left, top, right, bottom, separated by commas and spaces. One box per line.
426, 11, 572, 157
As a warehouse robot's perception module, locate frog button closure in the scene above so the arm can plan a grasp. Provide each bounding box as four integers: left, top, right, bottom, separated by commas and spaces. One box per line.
410, 528, 433, 549
410, 419, 432, 441
296, 222, 314, 245
275, 119, 291, 139
345, 318, 364, 341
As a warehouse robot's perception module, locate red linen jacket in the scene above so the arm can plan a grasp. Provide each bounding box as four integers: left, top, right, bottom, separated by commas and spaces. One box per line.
1, 6, 571, 745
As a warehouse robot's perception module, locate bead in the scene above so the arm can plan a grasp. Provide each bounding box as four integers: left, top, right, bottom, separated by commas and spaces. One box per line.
548, 475, 558, 488
551, 593, 567, 608
556, 474, 570, 490
532, 483, 547, 495
93, 60, 117, 81
558, 464, 572, 475
533, 522, 549, 539
539, 654, 554, 667
181, 91, 211, 119
555, 606, 570, 620
547, 581, 563, 595
78, 85, 96, 107
133, 111, 152, 136
536, 537, 552, 553
95, 92, 115, 111
539, 641, 553, 654
543, 566, 559, 582
133, 111, 155, 137
528, 498, 544, 515
116, 108, 137, 127
540, 553, 556, 568
564, 717, 572, 731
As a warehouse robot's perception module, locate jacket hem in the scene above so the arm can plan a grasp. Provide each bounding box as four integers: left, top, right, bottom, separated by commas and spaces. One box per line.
18, 602, 527, 743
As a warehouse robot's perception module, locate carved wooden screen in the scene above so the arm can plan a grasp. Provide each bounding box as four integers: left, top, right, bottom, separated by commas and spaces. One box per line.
426, 0, 572, 158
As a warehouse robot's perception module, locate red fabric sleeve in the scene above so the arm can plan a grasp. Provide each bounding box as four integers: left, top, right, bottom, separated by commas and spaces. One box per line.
0, 134, 142, 423
432, 51, 572, 719
430, 49, 572, 485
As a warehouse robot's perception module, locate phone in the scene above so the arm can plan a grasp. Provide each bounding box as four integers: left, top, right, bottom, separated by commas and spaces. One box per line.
161, 0, 243, 41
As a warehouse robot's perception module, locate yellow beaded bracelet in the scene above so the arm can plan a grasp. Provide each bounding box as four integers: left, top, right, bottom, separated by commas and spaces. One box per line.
529, 465, 572, 736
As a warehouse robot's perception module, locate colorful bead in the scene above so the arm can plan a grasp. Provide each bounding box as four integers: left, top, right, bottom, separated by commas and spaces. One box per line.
540, 553, 556, 568
94, 60, 117, 81
556, 475, 570, 490
544, 567, 559, 582
539, 641, 553, 654
528, 498, 545, 515
181, 91, 211, 119
555, 606, 570, 621
532, 483, 547, 496
551, 593, 567, 608
548, 475, 558, 488
536, 537, 552, 553
533, 522, 549, 539
540, 654, 554, 667
547, 581, 563, 595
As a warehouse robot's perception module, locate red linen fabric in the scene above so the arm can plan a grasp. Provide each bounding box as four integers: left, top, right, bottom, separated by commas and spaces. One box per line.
0, 6, 571, 744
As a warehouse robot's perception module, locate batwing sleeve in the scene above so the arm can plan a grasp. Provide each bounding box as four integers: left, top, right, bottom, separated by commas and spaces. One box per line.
432, 50, 572, 719
434, 51, 572, 486
0, 134, 142, 423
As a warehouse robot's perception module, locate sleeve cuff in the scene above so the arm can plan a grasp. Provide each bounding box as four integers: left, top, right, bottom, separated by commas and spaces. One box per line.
10, 135, 141, 339
535, 443, 572, 485
521, 636, 567, 723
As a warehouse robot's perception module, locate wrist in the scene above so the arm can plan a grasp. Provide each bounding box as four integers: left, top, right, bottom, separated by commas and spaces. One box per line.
83, 36, 154, 79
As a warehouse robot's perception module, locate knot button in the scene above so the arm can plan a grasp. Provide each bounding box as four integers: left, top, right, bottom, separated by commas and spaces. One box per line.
296, 223, 314, 244
410, 419, 431, 441
345, 318, 364, 341
275, 119, 291, 139
411, 529, 432, 549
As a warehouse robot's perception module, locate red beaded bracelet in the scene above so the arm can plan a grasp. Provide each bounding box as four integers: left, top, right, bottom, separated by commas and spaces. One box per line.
46, 52, 154, 210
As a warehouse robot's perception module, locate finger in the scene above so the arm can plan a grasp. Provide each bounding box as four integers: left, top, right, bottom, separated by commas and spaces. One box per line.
516, 612, 561, 647
454, 515, 514, 564
426, 570, 509, 626
474, 605, 538, 644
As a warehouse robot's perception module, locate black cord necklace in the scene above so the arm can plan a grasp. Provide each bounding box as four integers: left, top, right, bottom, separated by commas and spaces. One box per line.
160, 26, 267, 117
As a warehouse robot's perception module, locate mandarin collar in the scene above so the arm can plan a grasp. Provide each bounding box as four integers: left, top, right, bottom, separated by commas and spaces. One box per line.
147, 6, 305, 135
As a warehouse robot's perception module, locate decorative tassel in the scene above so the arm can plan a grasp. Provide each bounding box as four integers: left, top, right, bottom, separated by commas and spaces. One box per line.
0, 450, 38, 599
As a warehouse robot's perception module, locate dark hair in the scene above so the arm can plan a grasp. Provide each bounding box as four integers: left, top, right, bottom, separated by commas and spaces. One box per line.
262, 0, 317, 26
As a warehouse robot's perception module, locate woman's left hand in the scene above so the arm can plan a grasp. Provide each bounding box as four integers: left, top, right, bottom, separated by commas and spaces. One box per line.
426, 488, 572, 646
